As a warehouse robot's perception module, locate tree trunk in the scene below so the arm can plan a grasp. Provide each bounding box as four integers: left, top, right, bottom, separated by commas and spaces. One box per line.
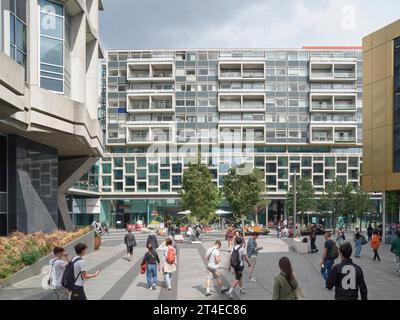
241, 215, 245, 235
359, 214, 363, 232
255, 206, 259, 226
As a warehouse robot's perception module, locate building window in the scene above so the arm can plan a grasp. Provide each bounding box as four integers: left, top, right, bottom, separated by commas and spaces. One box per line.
394, 37, 400, 171
9, 0, 27, 77
39, 0, 71, 95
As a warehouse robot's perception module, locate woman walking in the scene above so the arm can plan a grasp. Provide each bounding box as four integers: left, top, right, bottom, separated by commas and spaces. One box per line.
370, 230, 381, 262
124, 228, 137, 261
225, 227, 234, 253
160, 238, 177, 290
272, 257, 300, 300
142, 243, 160, 290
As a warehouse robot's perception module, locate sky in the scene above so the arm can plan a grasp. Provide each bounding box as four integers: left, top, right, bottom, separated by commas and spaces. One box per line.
99, 0, 400, 50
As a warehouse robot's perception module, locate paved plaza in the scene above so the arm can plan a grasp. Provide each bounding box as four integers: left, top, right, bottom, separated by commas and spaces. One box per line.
0, 230, 399, 300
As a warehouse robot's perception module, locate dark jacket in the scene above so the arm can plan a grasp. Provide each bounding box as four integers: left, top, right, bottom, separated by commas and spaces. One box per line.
326, 259, 368, 300
142, 249, 160, 265
310, 229, 317, 240
124, 233, 137, 247
146, 234, 159, 249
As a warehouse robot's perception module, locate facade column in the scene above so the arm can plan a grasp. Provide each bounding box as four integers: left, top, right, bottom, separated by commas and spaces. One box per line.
382, 191, 386, 244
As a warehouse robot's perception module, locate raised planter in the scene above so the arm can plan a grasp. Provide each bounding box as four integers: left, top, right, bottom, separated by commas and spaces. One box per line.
0, 230, 95, 288
94, 235, 102, 250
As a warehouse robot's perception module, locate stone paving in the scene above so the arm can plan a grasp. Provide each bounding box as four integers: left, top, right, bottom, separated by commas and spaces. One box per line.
0, 229, 399, 300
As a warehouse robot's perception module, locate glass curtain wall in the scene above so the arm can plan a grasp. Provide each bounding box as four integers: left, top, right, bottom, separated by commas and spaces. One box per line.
9, 0, 27, 78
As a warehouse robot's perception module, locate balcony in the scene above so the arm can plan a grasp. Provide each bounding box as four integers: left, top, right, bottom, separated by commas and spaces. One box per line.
128, 83, 174, 92
219, 82, 265, 92
310, 127, 334, 143
219, 126, 265, 143
127, 62, 174, 81
334, 128, 357, 143
220, 100, 241, 110
127, 126, 173, 144
334, 134, 356, 142
128, 51, 175, 62
309, 62, 356, 82
127, 94, 174, 112
127, 131, 149, 143
242, 70, 265, 78
219, 50, 265, 60
310, 94, 357, 112
219, 62, 265, 81
219, 94, 265, 112
220, 70, 242, 79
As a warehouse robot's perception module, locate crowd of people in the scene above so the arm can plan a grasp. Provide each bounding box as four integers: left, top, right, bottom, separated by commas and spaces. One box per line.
45, 222, 400, 301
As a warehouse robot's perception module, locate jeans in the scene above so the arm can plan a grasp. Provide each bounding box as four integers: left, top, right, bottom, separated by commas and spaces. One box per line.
310, 238, 317, 252
276, 231, 281, 239
320, 258, 334, 282
146, 264, 158, 288
165, 272, 172, 288
355, 239, 362, 257
373, 249, 381, 261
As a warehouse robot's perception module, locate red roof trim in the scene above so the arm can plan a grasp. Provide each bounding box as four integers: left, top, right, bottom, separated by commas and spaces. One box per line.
302, 46, 362, 49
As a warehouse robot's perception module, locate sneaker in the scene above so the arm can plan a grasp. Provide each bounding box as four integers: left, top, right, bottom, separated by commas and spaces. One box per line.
240, 288, 247, 295
167, 286, 172, 290
249, 277, 257, 282
205, 291, 212, 297
152, 284, 157, 290
221, 287, 230, 294
225, 291, 233, 299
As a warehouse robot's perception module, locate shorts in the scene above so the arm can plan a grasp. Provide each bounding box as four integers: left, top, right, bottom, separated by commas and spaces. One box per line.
53, 287, 70, 300
127, 245, 134, 255
206, 267, 221, 281
233, 266, 244, 280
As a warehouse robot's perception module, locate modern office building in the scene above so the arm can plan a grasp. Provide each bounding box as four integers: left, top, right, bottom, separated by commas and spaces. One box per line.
69, 46, 383, 228
0, 0, 104, 235
363, 18, 400, 243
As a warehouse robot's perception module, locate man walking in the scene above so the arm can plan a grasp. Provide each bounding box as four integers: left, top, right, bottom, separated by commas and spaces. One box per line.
204, 240, 228, 296
124, 228, 137, 261
48, 247, 70, 300
70, 243, 101, 300
320, 231, 335, 282
354, 228, 362, 258
390, 230, 400, 275
224, 237, 251, 299
310, 224, 318, 253
326, 242, 368, 300
247, 232, 263, 282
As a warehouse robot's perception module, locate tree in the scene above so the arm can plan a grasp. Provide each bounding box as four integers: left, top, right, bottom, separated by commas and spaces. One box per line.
319, 179, 348, 230
223, 166, 264, 232
180, 162, 222, 224
349, 187, 372, 231
285, 177, 316, 227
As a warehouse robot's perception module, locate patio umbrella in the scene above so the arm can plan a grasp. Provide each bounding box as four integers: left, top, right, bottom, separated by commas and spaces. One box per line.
215, 209, 231, 215
176, 210, 191, 215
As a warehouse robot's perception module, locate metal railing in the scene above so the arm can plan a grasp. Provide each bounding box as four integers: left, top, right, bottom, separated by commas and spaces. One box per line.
242, 101, 264, 109
310, 71, 333, 78
129, 101, 150, 109
311, 102, 333, 110
335, 103, 356, 110
152, 71, 173, 78
220, 101, 241, 109
242, 71, 264, 78
152, 100, 173, 109
128, 132, 149, 142
220, 71, 242, 78
334, 71, 356, 78
335, 135, 356, 142
130, 71, 150, 78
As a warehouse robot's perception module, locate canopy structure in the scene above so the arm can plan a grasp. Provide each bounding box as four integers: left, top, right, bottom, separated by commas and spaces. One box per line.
176, 210, 191, 215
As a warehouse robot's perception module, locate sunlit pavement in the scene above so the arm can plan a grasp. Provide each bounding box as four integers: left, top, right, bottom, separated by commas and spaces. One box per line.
0, 229, 399, 300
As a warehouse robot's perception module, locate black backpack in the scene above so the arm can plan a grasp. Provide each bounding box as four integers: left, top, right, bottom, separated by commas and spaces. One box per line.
230, 247, 241, 269
61, 257, 82, 290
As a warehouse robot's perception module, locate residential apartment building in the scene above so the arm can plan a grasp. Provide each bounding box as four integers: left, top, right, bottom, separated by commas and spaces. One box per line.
363, 18, 400, 243
70, 47, 381, 227
0, 0, 104, 235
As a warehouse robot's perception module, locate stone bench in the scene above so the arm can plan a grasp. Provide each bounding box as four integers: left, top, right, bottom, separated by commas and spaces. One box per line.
292, 237, 309, 254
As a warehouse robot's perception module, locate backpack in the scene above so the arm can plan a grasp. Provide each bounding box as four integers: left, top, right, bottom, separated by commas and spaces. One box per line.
230, 247, 241, 269
61, 257, 82, 290
166, 246, 176, 264
328, 242, 339, 260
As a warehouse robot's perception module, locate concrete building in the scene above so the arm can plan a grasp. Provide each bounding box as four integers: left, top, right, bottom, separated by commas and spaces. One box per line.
69, 47, 381, 228
363, 18, 400, 243
0, 0, 104, 235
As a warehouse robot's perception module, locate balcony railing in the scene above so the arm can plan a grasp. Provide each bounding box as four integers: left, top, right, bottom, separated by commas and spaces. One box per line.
311, 102, 333, 110
310, 71, 333, 78
152, 135, 170, 142
220, 71, 242, 78
243, 101, 264, 109
242, 71, 264, 78
128, 132, 149, 142
335, 135, 356, 142
243, 134, 265, 141
312, 135, 333, 142
220, 101, 241, 109
130, 71, 150, 78
152, 71, 173, 78
152, 100, 173, 109
335, 103, 356, 110
334, 71, 356, 78
129, 101, 150, 109
129, 84, 174, 91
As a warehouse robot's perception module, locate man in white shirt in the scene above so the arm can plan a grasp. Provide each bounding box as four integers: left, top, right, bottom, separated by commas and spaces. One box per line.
204, 240, 227, 296
48, 247, 69, 300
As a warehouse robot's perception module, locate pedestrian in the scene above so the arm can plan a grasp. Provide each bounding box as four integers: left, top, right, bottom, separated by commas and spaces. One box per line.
247, 232, 263, 282
147, 232, 159, 249
48, 247, 70, 300
124, 228, 137, 261
336, 228, 346, 247
390, 230, 400, 275
310, 225, 318, 253
204, 240, 228, 296
320, 231, 336, 282
223, 237, 251, 299
186, 225, 194, 243
276, 223, 282, 239
225, 226, 234, 252
326, 242, 368, 300
160, 238, 177, 290
354, 227, 362, 258
70, 243, 101, 300
272, 257, 299, 300
367, 224, 373, 242
142, 243, 160, 290
370, 230, 381, 262
282, 225, 288, 239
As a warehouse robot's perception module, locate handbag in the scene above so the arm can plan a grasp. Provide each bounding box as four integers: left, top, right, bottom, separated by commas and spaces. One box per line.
283, 274, 305, 300
140, 261, 147, 274
361, 235, 368, 246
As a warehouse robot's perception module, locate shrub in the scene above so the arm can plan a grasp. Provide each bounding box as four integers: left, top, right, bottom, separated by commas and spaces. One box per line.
21, 250, 41, 265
